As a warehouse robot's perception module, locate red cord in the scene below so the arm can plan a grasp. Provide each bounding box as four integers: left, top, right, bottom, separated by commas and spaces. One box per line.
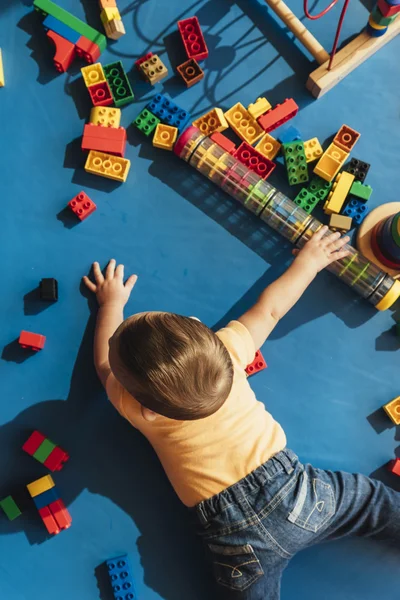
303, 0, 339, 20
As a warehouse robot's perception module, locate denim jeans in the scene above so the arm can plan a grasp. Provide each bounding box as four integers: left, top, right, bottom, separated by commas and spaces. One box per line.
191, 449, 400, 599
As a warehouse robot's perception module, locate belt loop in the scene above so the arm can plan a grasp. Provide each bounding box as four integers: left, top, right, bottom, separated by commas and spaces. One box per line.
278, 450, 295, 475
196, 501, 209, 527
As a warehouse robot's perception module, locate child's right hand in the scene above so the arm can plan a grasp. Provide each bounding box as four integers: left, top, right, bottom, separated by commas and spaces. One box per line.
83, 259, 138, 307
292, 225, 350, 274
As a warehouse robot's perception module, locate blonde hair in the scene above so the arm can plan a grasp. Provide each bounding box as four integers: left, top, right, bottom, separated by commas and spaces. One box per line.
109, 313, 233, 420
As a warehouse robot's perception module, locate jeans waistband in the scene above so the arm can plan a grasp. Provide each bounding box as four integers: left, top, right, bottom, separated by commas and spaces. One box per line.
193, 449, 298, 527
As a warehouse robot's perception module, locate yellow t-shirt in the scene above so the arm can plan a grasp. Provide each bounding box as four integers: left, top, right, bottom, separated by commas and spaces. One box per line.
106, 320, 286, 507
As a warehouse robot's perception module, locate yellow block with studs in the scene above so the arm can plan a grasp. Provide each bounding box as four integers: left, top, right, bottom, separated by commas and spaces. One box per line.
27, 475, 55, 498
100, 6, 121, 24
81, 63, 106, 88
304, 137, 323, 163
192, 108, 228, 136
90, 107, 121, 128
383, 395, 400, 424
153, 124, 179, 150
247, 97, 271, 119
324, 172, 354, 215
255, 133, 281, 160
224, 102, 264, 145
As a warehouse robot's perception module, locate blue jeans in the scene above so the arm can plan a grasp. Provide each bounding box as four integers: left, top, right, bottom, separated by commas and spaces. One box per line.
192, 449, 400, 599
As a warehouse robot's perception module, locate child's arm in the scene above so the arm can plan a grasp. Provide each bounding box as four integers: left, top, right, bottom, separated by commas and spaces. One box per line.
238, 226, 350, 349
83, 259, 137, 388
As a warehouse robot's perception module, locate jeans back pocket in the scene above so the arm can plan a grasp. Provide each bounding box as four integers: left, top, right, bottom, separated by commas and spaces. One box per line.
287, 470, 336, 533
208, 543, 264, 592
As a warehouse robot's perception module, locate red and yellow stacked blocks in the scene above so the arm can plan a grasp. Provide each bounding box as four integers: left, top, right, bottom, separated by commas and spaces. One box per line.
27, 475, 71, 535
99, 0, 126, 40
367, 0, 400, 37
23, 430, 69, 471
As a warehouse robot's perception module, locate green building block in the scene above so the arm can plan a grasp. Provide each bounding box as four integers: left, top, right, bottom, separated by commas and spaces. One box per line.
33, 439, 56, 463
371, 5, 399, 26
33, 0, 107, 52
307, 175, 332, 201
282, 141, 309, 186
349, 180, 372, 202
103, 61, 134, 107
294, 188, 319, 214
0, 496, 22, 521
133, 109, 160, 136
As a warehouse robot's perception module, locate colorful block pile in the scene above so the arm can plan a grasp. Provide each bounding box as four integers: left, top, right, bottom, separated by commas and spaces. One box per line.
27, 475, 71, 535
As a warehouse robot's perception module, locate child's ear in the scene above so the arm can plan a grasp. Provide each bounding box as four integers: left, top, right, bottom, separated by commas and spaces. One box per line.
141, 406, 158, 422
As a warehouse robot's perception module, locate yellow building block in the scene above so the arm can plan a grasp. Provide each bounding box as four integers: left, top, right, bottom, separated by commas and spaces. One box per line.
247, 97, 271, 119
0, 49, 4, 87
27, 475, 55, 498
255, 133, 281, 160
313, 143, 349, 182
324, 172, 355, 215
224, 103, 264, 145
192, 108, 228, 136
99, 0, 117, 8
104, 19, 126, 40
304, 137, 323, 163
81, 63, 106, 88
383, 396, 400, 425
85, 150, 131, 182
153, 124, 178, 150
90, 106, 121, 128
100, 6, 121, 24
376, 280, 400, 311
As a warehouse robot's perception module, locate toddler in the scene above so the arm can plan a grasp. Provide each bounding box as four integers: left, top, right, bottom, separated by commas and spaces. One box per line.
84, 226, 400, 600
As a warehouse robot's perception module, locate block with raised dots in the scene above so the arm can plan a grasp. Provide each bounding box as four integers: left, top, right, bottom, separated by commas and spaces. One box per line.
349, 181, 373, 202
304, 137, 323, 163
133, 108, 160, 136
85, 150, 131, 182
247, 97, 271, 119
192, 108, 228, 136
103, 61, 134, 107
255, 133, 281, 160
90, 106, 121, 128
153, 124, 178, 150
313, 143, 349, 182
68, 191, 97, 220
178, 16, 208, 61
245, 350, 267, 376
324, 172, 354, 215
383, 396, 400, 425
27, 475, 55, 499
106, 554, 137, 600
307, 175, 332, 201
224, 102, 263, 145
140, 54, 168, 85
234, 141, 275, 180
342, 198, 369, 226
81, 62, 106, 87
177, 58, 204, 87
257, 98, 298, 133
343, 157, 370, 183
293, 188, 319, 214
282, 141, 308, 186
333, 124, 360, 153
146, 94, 191, 133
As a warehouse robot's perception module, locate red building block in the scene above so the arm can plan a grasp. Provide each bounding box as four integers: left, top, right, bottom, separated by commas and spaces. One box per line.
88, 81, 113, 107
210, 132, 236, 154
258, 99, 299, 133
245, 350, 267, 376
378, 0, 400, 16
389, 458, 400, 476
44, 446, 70, 471
234, 142, 276, 180
68, 191, 97, 221
22, 430, 46, 456
178, 17, 208, 61
48, 499, 72, 530
81, 124, 127, 157
38, 506, 61, 535
46, 30, 75, 73
76, 35, 101, 64
135, 52, 153, 71
19, 331, 46, 351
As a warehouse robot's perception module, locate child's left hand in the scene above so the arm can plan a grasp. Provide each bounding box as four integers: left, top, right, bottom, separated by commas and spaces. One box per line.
83, 259, 138, 308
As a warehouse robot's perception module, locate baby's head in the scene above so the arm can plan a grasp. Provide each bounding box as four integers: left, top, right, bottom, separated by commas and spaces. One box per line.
109, 312, 234, 420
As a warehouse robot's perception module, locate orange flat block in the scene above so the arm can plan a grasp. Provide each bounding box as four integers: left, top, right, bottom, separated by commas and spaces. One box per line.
49, 499, 72, 530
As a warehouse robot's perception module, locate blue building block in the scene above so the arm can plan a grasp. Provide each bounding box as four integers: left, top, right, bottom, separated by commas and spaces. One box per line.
42, 14, 81, 44
106, 554, 137, 600
278, 126, 302, 144
146, 94, 191, 134
32, 486, 60, 510
342, 198, 369, 226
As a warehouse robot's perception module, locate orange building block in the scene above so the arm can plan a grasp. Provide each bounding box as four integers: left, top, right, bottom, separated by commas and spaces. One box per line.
333, 125, 360, 153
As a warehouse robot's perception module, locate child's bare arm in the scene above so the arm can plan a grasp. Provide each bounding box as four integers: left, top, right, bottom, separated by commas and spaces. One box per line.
83, 259, 137, 388
238, 226, 350, 349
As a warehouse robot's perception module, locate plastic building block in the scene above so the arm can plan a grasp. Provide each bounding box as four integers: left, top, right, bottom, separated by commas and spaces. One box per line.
342, 198, 369, 226
90, 106, 121, 128
23, 430, 46, 456
245, 350, 267, 376
313, 143, 349, 182
378, 0, 400, 17
104, 19, 126, 40
178, 16, 208, 61
0, 496, 22, 521
294, 188, 319, 214
304, 137, 323, 163
100, 6, 120, 24
343, 157, 370, 182
177, 58, 204, 87
68, 191, 97, 221
103, 61, 134, 107
366, 22, 388, 37
33, 439, 57, 464
134, 109, 160, 136
192, 108, 228, 136
0, 49, 4, 87
75, 36, 101, 64
257, 98, 299, 133
32, 486, 60, 510
224, 102, 264, 145
19, 331, 46, 351
389, 458, 400, 476
349, 181, 373, 201
371, 3, 399, 23
81, 63, 105, 87
42, 14, 80, 44
85, 150, 131, 182
27, 475, 55, 498
48, 499, 72, 530
307, 175, 332, 200
329, 213, 353, 233
234, 142, 275, 180
44, 446, 69, 471
278, 126, 302, 144
99, 0, 117, 8
40, 278, 58, 301
33, 0, 107, 52
324, 172, 355, 215
106, 554, 137, 600
282, 141, 309, 186
383, 396, 400, 424
38, 506, 60, 535
82, 124, 127, 157
46, 29, 75, 72
247, 97, 271, 119
146, 94, 191, 133
153, 124, 178, 150
333, 124, 360, 152
210, 131, 236, 154
255, 133, 281, 160
88, 81, 113, 107
139, 54, 168, 85
136, 52, 153, 70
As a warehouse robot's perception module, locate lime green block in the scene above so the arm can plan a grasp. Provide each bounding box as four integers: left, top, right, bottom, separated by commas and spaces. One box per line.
33, 439, 56, 463
33, 0, 107, 52
0, 496, 22, 521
